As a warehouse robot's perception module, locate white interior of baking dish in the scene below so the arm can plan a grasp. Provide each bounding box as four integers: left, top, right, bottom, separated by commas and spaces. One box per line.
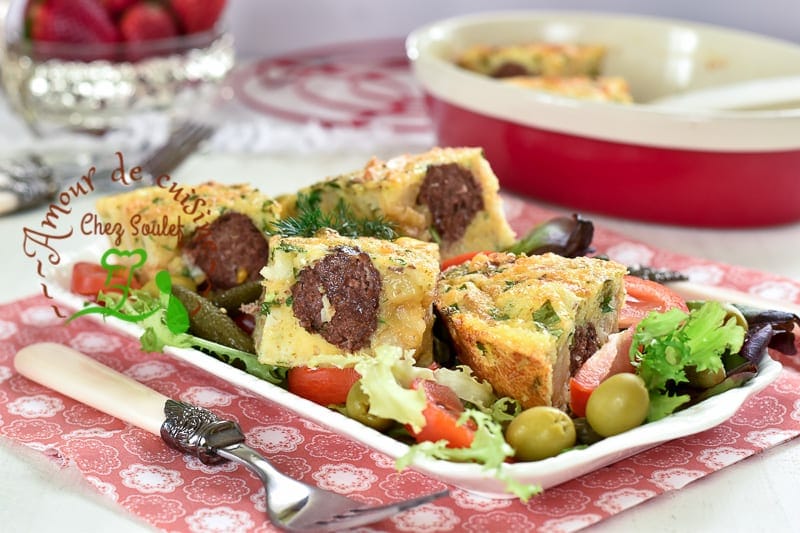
407, 11, 800, 151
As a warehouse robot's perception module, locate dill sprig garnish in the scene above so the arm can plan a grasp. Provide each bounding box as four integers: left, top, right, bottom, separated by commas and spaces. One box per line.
269, 190, 397, 240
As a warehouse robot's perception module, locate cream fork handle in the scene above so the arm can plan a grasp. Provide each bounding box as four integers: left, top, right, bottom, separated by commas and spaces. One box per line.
14, 342, 167, 435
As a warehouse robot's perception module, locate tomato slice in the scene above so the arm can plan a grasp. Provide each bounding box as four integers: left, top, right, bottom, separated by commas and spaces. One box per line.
286, 366, 361, 406
619, 275, 688, 329
407, 378, 476, 448
440, 251, 483, 271
569, 378, 596, 419
70, 262, 140, 298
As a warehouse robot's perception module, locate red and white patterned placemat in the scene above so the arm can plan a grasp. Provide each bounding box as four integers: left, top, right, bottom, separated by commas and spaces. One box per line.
2, 201, 799, 533
206, 38, 436, 155
228, 38, 429, 133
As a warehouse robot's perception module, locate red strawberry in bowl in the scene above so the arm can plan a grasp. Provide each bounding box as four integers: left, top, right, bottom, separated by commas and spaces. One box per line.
29, 0, 120, 44
119, 3, 178, 42
169, 0, 227, 34
24, 0, 228, 52
3, 0, 235, 135
100, 0, 138, 17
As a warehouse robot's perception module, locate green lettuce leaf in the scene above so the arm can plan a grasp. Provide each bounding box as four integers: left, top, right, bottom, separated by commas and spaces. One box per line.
354, 345, 429, 431
648, 391, 691, 421
631, 301, 746, 421
354, 346, 535, 500
431, 365, 496, 409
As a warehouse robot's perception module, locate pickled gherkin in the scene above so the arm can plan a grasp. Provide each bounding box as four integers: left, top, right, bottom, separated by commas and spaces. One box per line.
172, 285, 255, 354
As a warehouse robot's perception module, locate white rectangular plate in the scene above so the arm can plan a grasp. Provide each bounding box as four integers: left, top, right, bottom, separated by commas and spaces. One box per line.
45, 242, 782, 497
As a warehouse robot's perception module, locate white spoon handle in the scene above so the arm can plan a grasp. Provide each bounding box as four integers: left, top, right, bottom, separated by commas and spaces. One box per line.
14, 342, 167, 435
650, 75, 800, 111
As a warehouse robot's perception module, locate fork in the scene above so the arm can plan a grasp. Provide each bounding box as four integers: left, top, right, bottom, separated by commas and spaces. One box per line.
0, 120, 215, 215
14, 342, 449, 531
135, 121, 216, 187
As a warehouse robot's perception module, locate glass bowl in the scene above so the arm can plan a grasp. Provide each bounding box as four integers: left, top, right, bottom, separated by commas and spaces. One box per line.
0, 2, 235, 135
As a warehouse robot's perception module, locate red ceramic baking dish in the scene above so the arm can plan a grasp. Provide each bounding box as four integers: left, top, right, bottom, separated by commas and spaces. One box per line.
406, 11, 800, 227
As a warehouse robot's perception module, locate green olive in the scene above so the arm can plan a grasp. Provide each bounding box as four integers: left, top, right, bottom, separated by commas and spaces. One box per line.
585, 373, 649, 437
345, 380, 393, 431
685, 365, 726, 389
505, 406, 576, 461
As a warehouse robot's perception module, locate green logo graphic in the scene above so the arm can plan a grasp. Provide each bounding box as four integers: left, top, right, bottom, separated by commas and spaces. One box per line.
154, 269, 190, 335
68, 247, 189, 333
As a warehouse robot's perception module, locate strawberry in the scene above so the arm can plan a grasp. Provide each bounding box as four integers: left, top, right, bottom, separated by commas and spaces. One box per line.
100, 0, 138, 17
169, 0, 226, 34
119, 3, 178, 42
29, 0, 119, 43
25, 0, 49, 40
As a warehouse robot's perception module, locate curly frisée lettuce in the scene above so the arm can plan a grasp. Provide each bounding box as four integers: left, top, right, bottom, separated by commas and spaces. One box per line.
354, 346, 430, 431
433, 365, 497, 408
352, 346, 501, 431
396, 409, 541, 502
630, 301, 746, 421
354, 346, 539, 501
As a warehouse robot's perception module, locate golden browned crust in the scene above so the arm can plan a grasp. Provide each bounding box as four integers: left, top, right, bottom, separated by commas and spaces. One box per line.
456, 42, 607, 78
435, 252, 627, 409
95, 182, 280, 282
276, 147, 516, 260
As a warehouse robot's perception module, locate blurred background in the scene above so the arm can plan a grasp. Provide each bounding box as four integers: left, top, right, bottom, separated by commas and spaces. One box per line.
227, 0, 799, 57
1, 0, 797, 220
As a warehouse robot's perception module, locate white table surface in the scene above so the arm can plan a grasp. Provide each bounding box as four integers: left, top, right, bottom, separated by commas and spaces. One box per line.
1, 151, 799, 532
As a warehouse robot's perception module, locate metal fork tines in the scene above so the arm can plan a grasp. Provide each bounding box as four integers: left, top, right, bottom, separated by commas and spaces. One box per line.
161, 399, 449, 532
138, 121, 215, 185
218, 443, 448, 531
